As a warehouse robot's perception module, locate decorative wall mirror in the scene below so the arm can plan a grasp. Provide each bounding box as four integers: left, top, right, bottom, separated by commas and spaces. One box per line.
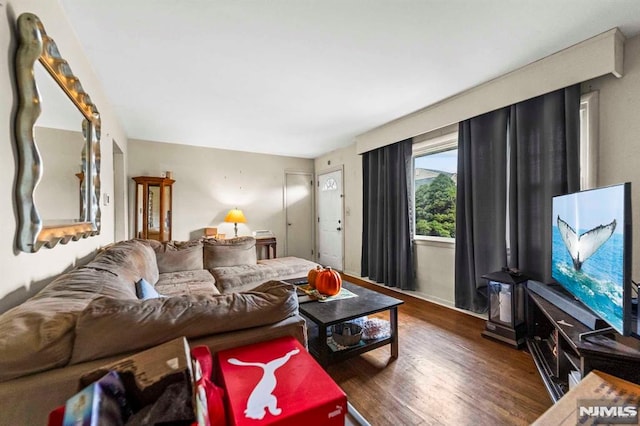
14, 13, 101, 252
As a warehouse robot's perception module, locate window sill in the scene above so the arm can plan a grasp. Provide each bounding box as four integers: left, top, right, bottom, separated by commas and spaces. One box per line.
414, 236, 455, 248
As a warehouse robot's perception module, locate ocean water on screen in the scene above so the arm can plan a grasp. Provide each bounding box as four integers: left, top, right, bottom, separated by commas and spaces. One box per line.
551, 225, 625, 333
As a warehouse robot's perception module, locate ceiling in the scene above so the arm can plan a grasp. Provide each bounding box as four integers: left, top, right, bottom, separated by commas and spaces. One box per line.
59, 1, 640, 159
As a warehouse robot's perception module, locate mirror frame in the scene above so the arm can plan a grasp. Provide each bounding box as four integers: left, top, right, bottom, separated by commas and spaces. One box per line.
14, 13, 101, 252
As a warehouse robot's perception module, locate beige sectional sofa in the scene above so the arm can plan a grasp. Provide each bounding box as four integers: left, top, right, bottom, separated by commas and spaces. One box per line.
0, 236, 319, 425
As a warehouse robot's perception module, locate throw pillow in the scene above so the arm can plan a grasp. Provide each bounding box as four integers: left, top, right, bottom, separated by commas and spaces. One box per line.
155, 243, 204, 274
135, 278, 164, 300
203, 237, 257, 269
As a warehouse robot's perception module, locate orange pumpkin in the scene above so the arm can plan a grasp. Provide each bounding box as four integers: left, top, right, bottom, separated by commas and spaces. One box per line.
307, 266, 323, 289
315, 267, 342, 296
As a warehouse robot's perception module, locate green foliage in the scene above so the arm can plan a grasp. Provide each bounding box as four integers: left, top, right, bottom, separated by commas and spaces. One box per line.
415, 173, 456, 238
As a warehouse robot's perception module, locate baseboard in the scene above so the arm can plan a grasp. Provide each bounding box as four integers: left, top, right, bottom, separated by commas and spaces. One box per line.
342, 273, 486, 320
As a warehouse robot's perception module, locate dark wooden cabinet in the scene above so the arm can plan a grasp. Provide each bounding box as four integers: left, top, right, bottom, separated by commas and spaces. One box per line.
526, 290, 640, 402
133, 176, 174, 241
255, 237, 277, 259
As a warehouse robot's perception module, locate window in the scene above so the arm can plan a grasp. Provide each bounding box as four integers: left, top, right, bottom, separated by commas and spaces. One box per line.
412, 95, 593, 241
580, 92, 599, 190
322, 177, 338, 191
413, 132, 458, 239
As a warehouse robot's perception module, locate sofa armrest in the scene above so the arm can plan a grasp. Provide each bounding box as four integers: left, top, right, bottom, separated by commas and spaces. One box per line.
70, 280, 299, 364
0, 315, 307, 426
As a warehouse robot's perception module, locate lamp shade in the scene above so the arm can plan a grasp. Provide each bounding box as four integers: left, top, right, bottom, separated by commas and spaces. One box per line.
224, 209, 247, 224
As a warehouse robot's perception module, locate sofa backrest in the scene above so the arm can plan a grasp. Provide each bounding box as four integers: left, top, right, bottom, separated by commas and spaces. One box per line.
203, 236, 257, 269
89, 239, 159, 287
146, 237, 260, 274
35, 266, 137, 301
0, 239, 160, 382
0, 268, 133, 383
147, 239, 204, 273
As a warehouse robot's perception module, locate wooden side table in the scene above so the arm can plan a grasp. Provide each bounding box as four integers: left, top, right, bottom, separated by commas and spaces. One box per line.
255, 236, 277, 259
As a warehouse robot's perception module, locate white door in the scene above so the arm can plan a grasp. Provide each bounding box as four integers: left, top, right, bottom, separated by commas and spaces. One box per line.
317, 169, 344, 270
285, 172, 314, 260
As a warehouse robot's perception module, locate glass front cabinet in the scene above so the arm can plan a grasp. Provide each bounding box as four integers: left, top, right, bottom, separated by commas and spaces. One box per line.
133, 176, 174, 241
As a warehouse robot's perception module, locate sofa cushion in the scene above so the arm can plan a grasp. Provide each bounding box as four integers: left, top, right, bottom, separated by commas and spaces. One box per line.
34, 266, 138, 301
210, 264, 276, 293
70, 280, 298, 364
0, 298, 80, 382
258, 257, 321, 277
212, 256, 320, 293
155, 270, 220, 297
203, 237, 257, 269
88, 240, 159, 286
152, 240, 204, 273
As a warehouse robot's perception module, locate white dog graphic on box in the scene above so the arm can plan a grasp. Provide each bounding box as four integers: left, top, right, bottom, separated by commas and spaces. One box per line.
227, 348, 300, 420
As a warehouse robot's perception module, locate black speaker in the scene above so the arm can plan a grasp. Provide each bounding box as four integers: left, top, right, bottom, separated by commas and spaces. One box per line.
527, 280, 606, 330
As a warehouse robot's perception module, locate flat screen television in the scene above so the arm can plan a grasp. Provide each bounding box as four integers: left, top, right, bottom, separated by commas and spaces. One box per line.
551, 182, 632, 336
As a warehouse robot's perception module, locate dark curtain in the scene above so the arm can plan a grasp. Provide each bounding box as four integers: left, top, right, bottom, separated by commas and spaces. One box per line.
509, 85, 581, 282
455, 108, 509, 313
361, 139, 415, 290
455, 85, 581, 313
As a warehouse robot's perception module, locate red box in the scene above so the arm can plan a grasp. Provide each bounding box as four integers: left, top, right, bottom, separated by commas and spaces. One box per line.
217, 337, 347, 426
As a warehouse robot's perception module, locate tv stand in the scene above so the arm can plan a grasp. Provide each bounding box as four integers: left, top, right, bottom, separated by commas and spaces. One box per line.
579, 326, 615, 341
526, 289, 640, 402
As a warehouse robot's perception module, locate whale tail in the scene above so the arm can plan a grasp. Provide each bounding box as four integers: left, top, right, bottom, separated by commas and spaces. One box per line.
557, 216, 616, 271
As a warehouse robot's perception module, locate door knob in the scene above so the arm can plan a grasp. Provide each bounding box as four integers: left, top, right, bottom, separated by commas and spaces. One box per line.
288, 223, 292, 226
337, 227, 342, 231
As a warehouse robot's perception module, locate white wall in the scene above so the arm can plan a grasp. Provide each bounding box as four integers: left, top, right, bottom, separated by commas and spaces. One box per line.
414, 240, 456, 306
0, 1, 128, 313
583, 33, 640, 281
315, 143, 457, 305
127, 139, 314, 254
407, 32, 640, 304
322, 34, 640, 307
315, 144, 457, 305
357, 28, 624, 155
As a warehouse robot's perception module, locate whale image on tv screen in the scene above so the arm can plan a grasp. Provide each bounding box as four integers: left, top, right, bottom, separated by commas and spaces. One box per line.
551, 183, 631, 335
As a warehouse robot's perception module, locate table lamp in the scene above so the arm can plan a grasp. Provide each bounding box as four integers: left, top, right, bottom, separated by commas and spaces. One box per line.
224, 209, 247, 238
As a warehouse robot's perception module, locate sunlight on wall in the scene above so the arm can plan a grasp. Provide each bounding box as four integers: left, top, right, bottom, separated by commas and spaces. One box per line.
208, 185, 285, 237
286, 185, 310, 204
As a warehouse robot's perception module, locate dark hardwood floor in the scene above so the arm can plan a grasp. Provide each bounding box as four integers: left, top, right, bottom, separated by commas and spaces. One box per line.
326, 277, 552, 426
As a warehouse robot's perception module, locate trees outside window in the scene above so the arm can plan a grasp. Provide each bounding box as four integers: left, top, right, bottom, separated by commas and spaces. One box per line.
413, 144, 457, 239
415, 173, 456, 237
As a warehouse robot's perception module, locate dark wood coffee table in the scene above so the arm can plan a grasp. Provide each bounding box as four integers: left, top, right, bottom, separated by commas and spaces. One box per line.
298, 281, 403, 367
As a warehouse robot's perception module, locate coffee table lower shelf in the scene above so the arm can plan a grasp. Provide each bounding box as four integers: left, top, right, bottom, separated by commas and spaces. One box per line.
305, 319, 394, 365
